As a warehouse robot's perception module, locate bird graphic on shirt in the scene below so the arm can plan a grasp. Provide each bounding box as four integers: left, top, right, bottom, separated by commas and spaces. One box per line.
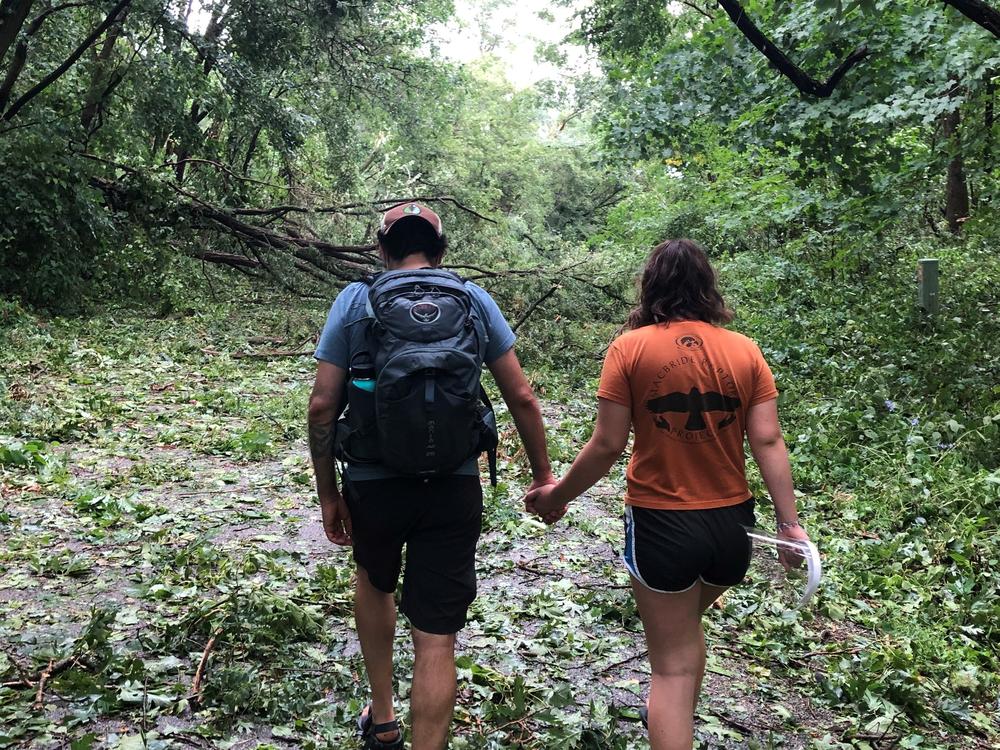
646, 387, 742, 431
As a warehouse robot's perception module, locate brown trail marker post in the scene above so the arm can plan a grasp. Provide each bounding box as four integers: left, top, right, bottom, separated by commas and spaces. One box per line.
917, 258, 940, 316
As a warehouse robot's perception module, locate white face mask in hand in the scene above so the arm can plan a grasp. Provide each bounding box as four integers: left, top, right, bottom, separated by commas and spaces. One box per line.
745, 527, 822, 609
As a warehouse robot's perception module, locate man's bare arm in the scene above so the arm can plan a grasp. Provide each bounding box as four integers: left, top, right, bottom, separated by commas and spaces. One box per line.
486, 348, 554, 488
308, 361, 346, 498
308, 361, 351, 544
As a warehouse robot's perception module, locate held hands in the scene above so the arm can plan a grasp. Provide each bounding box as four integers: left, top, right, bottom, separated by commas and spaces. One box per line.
320, 489, 352, 546
777, 522, 809, 571
524, 479, 570, 525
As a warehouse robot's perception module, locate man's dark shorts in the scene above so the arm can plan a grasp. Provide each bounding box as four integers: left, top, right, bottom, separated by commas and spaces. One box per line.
623, 498, 756, 593
343, 475, 483, 635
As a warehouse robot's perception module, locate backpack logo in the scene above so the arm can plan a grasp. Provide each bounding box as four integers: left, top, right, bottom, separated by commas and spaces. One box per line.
410, 302, 441, 324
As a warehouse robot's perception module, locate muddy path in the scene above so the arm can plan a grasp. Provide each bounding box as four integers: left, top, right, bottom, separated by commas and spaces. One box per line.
1, 317, 985, 749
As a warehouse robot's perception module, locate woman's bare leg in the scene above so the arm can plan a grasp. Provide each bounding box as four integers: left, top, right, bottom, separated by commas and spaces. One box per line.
632, 577, 707, 750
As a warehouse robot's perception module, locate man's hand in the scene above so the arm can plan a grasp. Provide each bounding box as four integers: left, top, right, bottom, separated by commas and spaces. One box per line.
527, 473, 556, 494
524, 483, 568, 524
319, 491, 352, 546
777, 523, 809, 571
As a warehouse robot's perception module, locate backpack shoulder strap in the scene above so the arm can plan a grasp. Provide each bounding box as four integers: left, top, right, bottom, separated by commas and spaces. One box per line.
462, 280, 491, 352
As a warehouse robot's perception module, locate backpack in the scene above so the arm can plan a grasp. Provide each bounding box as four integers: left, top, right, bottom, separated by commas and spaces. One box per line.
335, 269, 499, 484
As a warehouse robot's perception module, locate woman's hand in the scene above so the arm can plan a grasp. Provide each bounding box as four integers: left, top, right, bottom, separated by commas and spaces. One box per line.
777, 523, 809, 570
320, 490, 352, 546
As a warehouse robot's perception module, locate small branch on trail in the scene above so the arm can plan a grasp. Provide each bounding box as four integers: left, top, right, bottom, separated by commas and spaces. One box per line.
709, 711, 758, 735
247, 335, 290, 345
599, 649, 649, 674
1, 644, 35, 686
232, 349, 315, 359
33, 659, 53, 709
512, 285, 560, 333
514, 561, 554, 579
514, 560, 630, 591
715, 0, 870, 98
850, 733, 902, 743
797, 646, 863, 660
33, 655, 77, 710
191, 628, 222, 703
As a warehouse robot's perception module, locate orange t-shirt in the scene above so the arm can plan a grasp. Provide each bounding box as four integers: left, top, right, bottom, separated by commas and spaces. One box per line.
597, 321, 778, 510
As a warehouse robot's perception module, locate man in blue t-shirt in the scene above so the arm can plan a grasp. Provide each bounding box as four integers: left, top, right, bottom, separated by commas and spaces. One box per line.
308, 202, 554, 750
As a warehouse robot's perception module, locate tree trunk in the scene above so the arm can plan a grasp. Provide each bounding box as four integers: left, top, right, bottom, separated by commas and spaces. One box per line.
0, 0, 33, 64
0, 0, 132, 123
172, 8, 225, 182
80, 11, 128, 133
985, 76, 995, 172
942, 104, 970, 234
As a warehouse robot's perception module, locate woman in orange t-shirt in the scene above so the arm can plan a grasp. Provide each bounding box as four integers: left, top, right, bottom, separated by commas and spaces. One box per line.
526, 239, 810, 750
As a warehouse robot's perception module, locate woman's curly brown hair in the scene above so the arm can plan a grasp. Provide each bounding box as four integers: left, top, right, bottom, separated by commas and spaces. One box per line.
626, 238, 733, 329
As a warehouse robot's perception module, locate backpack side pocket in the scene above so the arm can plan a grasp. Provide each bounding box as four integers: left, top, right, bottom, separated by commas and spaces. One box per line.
339, 379, 379, 463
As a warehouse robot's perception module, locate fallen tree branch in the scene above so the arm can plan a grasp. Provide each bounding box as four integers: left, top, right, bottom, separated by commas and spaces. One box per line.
715, 0, 870, 97
33, 659, 53, 709
33, 655, 77, 710
191, 627, 222, 703
511, 285, 560, 332
229, 195, 500, 224
361, 196, 498, 224
195, 251, 260, 268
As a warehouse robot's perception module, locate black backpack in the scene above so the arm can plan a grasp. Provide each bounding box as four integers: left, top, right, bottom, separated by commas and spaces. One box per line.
336, 269, 499, 484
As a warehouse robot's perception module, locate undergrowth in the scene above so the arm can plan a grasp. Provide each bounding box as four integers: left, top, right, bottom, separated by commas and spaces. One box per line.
1, 237, 998, 749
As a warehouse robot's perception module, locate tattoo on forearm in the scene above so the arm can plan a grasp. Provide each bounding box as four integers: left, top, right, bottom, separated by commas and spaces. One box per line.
308, 419, 336, 465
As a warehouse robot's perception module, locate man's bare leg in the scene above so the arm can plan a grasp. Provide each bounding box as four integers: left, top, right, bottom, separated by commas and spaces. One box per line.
409, 628, 457, 750
355, 566, 400, 743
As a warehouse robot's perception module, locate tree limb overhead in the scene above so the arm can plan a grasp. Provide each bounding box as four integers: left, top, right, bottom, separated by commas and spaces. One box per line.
715, 0, 870, 98
941, 0, 1000, 39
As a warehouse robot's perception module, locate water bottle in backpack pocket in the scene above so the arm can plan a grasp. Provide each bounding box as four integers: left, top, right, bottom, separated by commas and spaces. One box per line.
336, 354, 380, 464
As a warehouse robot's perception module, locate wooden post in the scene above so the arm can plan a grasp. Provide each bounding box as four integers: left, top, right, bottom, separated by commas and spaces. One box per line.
917, 258, 939, 315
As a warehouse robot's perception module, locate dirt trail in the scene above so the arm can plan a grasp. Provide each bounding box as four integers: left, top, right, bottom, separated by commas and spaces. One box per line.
4, 421, 842, 749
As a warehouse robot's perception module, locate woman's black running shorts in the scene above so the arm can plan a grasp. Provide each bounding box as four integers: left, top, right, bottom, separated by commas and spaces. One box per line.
343, 475, 483, 635
622, 498, 756, 593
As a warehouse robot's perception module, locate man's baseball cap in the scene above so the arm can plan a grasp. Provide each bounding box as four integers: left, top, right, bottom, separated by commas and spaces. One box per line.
379, 202, 443, 238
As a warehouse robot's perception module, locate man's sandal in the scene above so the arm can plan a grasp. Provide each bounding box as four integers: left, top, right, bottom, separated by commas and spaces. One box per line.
357, 704, 404, 750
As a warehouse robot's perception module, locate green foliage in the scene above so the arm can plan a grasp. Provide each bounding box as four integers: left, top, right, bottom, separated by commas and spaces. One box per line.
2, 0, 999, 748
588, 0, 1000, 241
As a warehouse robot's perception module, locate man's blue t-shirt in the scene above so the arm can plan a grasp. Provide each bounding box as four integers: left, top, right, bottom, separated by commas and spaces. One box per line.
314, 277, 516, 480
